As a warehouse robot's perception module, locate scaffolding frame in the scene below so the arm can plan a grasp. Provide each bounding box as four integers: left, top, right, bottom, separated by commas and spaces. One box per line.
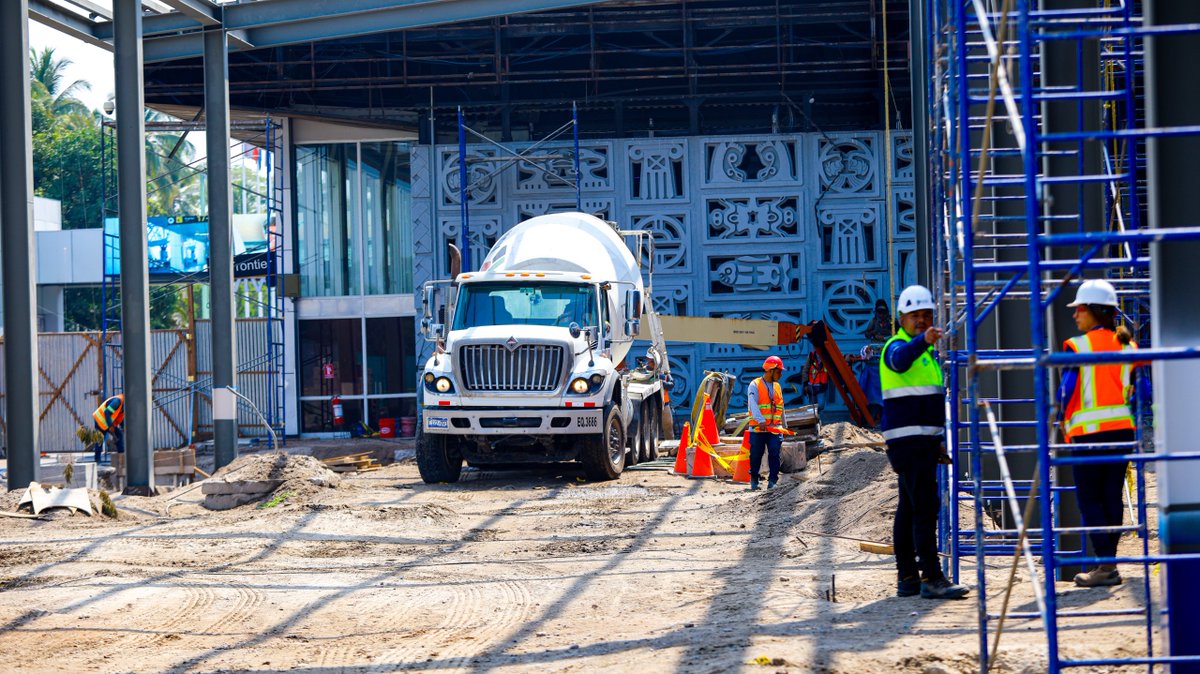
99, 116, 286, 444
930, 0, 1200, 671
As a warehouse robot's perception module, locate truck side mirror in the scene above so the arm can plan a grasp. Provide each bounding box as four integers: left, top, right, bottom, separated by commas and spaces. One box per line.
624, 289, 642, 321
422, 285, 436, 320
625, 319, 641, 337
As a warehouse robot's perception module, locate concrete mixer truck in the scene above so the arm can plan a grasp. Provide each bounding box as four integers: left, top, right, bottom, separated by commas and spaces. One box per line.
416, 212, 672, 482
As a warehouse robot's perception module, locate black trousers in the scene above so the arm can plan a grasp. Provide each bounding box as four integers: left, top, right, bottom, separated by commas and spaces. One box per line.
1071, 428, 1135, 560
886, 436, 942, 581
748, 431, 782, 483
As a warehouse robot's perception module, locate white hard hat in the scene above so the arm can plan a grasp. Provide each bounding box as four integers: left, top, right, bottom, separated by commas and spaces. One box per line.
1067, 279, 1118, 307
897, 285, 935, 315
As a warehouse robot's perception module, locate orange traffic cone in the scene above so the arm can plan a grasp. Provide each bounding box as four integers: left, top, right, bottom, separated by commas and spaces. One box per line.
689, 435, 715, 479
672, 422, 691, 475
731, 431, 752, 483
699, 393, 720, 444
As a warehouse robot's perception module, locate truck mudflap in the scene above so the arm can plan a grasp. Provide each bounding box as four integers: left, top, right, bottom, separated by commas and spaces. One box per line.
422, 407, 604, 435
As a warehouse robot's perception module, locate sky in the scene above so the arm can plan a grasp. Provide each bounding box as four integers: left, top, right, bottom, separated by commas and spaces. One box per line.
29, 20, 115, 114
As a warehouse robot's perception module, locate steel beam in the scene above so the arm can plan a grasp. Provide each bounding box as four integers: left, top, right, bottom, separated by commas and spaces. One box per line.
1147, 2, 1200, 670
907, 0, 930, 285
161, 0, 220, 26
140, 0, 612, 62
114, 0, 155, 494
1, 0, 41, 490
205, 29, 238, 471
28, 0, 111, 51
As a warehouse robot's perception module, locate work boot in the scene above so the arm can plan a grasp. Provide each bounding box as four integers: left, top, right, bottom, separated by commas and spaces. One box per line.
749, 478, 760, 491
897, 576, 921, 597
767, 479, 777, 489
920, 576, 970, 599
1074, 565, 1121, 587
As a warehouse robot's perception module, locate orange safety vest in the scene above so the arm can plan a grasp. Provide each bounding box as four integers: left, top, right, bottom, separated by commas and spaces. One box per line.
750, 377, 784, 430
808, 360, 828, 386
1063, 329, 1136, 439
93, 394, 125, 431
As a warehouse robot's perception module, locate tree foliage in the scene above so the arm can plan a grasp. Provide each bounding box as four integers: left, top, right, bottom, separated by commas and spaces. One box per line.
31, 47, 191, 332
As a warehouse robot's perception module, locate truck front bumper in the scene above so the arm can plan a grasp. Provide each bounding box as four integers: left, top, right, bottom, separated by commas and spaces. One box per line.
422, 407, 604, 435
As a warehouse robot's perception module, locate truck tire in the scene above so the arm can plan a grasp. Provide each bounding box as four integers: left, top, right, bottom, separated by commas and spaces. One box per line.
416, 431, 463, 484
627, 403, 645, 467
582, 406, 626, 481
643, 400, 661, 461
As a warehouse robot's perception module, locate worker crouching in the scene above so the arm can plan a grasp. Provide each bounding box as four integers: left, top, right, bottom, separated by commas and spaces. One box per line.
747, 356, 787, 490
92, 393, 125, 464
881, 285, 969, 600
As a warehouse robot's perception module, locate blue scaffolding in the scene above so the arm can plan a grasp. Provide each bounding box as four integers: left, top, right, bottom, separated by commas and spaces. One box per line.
99, 116, 286, 445
930, 0, 1200, 671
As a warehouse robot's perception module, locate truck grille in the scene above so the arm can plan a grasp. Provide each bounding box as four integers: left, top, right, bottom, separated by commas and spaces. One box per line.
459, 344, 566, 392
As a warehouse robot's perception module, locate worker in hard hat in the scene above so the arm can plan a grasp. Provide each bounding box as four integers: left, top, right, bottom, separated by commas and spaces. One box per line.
1058, 279, 1137, 588
92, 393, 125, 463
881, 285, 969, 600
747, 355, 788, 490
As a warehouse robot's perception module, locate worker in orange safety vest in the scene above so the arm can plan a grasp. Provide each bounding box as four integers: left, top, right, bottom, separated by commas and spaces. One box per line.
92, 393, 125, 463
747, 355, 788, 490
1057, 279, 1138, 588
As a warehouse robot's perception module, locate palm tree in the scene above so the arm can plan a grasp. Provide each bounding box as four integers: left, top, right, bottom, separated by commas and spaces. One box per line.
143, 107, 203, 216
29, 47, 92, 132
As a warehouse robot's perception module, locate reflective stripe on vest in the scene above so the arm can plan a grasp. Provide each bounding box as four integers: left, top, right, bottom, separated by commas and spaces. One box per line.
1064, 330, 1134, 439
751, 377, 784, 428
883, 425, 945, 441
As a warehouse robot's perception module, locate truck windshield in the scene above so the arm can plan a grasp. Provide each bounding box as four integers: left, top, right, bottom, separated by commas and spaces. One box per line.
453, 282, 596, 329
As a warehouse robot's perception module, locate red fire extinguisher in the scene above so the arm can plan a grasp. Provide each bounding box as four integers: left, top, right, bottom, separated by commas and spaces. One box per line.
331, 395, 345, 426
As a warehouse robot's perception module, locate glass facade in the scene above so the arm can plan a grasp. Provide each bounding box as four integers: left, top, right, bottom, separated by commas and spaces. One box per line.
295, 143, 359, 297
293, 139, 417, 434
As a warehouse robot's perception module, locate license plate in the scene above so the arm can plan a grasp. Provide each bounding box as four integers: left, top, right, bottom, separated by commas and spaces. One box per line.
426, 416, 449, 429
577, 415, 599, 429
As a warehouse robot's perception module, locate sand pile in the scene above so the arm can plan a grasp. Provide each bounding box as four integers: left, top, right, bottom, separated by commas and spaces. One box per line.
820, 421, 885, 447
718, 445, 897, 545
206, 451, 343, 506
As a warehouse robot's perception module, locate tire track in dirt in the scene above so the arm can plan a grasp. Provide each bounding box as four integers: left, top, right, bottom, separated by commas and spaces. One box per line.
75, 582, 216, 668
376, 578, 535, 672
197, 581, 266, 639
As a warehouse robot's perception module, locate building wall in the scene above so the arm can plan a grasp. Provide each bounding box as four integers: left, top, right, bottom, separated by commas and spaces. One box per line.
410, 130, 917, 420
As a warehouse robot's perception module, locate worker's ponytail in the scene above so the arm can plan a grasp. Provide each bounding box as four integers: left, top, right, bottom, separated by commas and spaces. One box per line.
1090, 304, 1134, 345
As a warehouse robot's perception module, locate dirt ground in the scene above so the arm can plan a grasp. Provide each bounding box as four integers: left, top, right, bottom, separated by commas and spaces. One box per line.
0, 426, 1161, 673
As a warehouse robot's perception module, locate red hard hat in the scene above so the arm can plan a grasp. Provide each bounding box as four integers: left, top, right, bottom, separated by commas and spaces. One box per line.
763, 355, 785, 371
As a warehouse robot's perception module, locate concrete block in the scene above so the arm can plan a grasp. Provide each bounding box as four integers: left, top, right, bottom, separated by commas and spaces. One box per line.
201, 479, 281, 496
202, 492, 263, 511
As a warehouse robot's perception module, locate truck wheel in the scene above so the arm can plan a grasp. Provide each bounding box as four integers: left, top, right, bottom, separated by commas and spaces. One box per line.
627, 403, 645, 467
582, 406, 626, 481
643, 401, 661, 461
416, 431, 463, 484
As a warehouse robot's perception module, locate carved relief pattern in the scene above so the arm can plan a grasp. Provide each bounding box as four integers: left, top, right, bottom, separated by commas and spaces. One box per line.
821, 277, 884, 336
817, 134, 879, 197
708, 254, 805, 296
706, 196, 800, 241
651, 284, 689, 316
892, 132, 914, 182
705, 140, 798, 185
515, 144, 611, 192
516, 199, 613, 222
891, 188, 916, 239
817, 203, 880, 268
627, 142, 686, 201
439, 149, 501, 207
439, 216, 504, 277
630, 213, 689, 273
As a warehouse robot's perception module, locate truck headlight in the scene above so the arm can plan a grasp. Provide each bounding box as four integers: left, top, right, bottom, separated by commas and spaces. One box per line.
435, 377, 453, 393
570, 378, 590, 394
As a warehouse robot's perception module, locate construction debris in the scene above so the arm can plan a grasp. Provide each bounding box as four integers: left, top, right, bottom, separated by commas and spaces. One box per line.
320, 452, 382, 473
199, 452, 343, 510
16, 482, 94, 516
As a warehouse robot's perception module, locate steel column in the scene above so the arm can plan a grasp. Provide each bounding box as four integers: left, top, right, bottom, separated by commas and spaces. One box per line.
907, 0, 931, 285
114, 0, 154, 494
0, 0, 40, 490
205, 29, 238, 470
1146, 1, 1200, 670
